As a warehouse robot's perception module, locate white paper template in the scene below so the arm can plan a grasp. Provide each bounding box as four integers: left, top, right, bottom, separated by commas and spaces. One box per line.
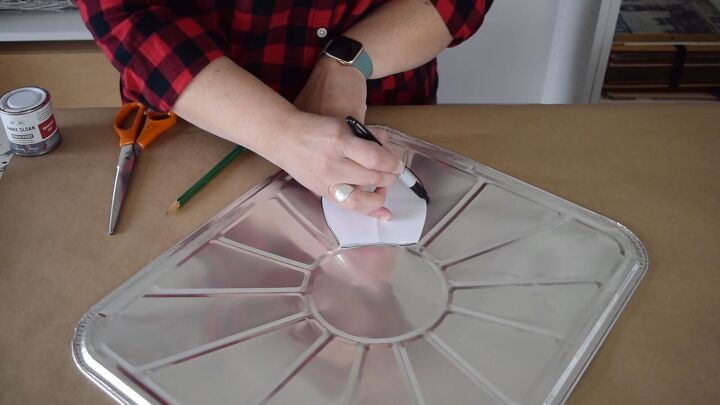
322, 180, 427, 247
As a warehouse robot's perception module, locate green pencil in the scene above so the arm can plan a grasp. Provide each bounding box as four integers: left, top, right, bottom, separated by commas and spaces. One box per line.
167, 145, 246, 213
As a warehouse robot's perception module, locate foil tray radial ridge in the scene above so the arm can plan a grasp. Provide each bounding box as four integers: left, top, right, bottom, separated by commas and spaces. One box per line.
73, 126, 648, 405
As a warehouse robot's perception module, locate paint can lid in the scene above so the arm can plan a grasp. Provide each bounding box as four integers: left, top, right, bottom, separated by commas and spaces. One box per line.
0, 87, 48, 113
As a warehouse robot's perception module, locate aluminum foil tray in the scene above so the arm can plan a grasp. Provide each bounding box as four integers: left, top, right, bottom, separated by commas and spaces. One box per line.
73, 127, 648, 405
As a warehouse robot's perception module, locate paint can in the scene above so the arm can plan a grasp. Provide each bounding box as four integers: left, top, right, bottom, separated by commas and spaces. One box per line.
0, 86, 62, 156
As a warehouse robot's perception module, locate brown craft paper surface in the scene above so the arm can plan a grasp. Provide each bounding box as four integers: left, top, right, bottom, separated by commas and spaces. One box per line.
0, 105, 718, 404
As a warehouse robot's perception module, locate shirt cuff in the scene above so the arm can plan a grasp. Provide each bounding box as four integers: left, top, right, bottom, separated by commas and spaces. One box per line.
121, 17, 228, 111
431, 0, 491, 47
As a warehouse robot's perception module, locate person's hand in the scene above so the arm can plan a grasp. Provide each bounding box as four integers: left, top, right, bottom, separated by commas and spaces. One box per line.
264, 111, 402, 220
294, 56, 367, 121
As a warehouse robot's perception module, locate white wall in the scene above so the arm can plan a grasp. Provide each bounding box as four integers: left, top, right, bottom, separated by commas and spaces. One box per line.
436, 0, 620, 104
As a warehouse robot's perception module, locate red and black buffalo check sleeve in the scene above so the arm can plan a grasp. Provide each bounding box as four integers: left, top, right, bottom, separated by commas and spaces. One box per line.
78, 1, 492, 112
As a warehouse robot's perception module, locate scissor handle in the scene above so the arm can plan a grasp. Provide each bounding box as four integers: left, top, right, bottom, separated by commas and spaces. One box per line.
136, 111, 177, 150
113, 102, 146, 147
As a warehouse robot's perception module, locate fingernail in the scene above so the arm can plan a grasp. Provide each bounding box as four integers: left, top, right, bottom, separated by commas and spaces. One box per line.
371, 212, 390, 221
396, 160, 404, 174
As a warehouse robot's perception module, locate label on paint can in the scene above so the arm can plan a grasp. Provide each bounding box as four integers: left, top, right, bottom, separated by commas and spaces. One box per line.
0, 87, 62, 156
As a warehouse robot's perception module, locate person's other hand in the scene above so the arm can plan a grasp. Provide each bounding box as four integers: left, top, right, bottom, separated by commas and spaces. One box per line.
294, 57, 367, 121
266, 112, 402, 220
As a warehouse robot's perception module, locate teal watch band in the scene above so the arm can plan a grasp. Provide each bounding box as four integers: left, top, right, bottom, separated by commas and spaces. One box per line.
353, 49, 373, 79
321, 36, 374, 79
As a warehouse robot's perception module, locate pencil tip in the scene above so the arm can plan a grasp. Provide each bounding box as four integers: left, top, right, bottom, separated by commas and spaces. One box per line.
166, 201, 180, 214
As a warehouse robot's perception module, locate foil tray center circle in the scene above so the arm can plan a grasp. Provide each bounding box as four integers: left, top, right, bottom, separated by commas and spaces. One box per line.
308, 246, 448, 343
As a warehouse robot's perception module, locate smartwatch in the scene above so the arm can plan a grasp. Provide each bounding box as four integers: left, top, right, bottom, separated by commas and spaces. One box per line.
321, 35, 373, 79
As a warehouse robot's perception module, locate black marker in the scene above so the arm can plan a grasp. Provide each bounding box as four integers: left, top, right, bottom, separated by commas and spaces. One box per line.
346, 116, 430, 204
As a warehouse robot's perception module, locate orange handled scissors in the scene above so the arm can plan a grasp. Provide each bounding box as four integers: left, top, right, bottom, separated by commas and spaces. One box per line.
108, 102, 177, 234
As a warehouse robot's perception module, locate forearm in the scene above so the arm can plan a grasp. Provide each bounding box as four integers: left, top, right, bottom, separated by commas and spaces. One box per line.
173, 57, 296, 157
344, 0, 453, 79
173, 56, 401, 218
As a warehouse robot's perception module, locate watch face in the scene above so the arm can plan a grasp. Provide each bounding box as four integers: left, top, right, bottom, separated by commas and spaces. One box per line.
326, 36, 363, 62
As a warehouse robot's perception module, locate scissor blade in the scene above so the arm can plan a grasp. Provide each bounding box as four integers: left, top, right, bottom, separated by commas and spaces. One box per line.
108, 145, 136, 234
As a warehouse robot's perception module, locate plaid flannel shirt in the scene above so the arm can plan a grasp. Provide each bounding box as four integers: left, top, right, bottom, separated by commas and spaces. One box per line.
78, 0, 492, 112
